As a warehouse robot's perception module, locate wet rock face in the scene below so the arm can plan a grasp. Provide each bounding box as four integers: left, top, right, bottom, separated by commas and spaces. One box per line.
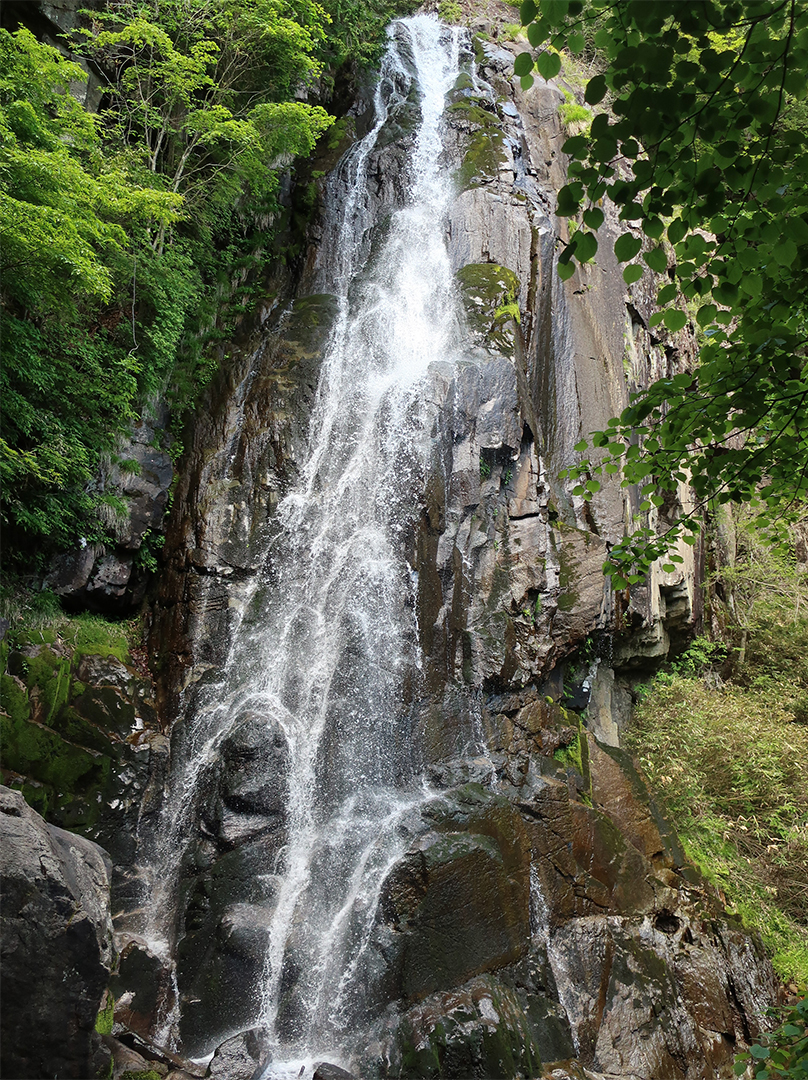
0, 786, 114, 1080
364, 723, 777, 1078
149, 293, 339, 722
45, 410, 175, 615
121, 26, 775, 1080
172, 711, 290, 1050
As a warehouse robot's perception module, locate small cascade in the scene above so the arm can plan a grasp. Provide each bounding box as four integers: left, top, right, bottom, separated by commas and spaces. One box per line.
140, 15, 482, 1075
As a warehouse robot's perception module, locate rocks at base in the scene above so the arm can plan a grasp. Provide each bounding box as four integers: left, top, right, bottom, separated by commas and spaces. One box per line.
206, 1028, 269, 1080
361, 723, 777, 1080
0, 633, 163, 870
0, 785, 114, 1079
313, 1062, 356, 1080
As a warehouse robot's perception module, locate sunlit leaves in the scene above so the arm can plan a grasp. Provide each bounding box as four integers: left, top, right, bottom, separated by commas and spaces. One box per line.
536, 50, 562, 79
523, 0, 808, 579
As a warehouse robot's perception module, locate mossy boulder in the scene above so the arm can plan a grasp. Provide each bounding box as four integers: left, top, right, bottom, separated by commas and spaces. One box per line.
0, 619, 160, 861
449, 97, 507, 190
456, 263, 521, 353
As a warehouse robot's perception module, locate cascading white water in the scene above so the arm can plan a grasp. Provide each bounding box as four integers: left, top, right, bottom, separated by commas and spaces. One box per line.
258, 20, 467, 1071
141, 15, 476, 1075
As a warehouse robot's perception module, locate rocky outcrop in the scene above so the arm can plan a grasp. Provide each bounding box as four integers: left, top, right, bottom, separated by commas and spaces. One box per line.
0, 785, 114, 1079
0, 621, 164, 875
44, 409, 175, 616
100, 21, 775, 1080
361, 716, 777, 1078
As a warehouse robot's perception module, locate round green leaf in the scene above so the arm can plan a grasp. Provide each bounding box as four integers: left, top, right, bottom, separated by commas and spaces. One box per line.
514, 52, 534, 77
662, 309, 688, 332
583, 206, 604, 229
536, 50, 562, 80
623, 264, 643, 284
614, 232, 642, 262
557, 260, 576, 280
643, 246, 667, 272
585, 74, 607, 105
574, 230, 598, 261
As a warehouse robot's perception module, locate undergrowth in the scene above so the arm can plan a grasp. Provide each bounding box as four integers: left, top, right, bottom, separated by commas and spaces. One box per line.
626, 517, 808, 991
0, 578, 139, 662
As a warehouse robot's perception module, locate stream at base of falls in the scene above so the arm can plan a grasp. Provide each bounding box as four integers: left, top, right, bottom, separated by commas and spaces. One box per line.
142, 16, 484, 1076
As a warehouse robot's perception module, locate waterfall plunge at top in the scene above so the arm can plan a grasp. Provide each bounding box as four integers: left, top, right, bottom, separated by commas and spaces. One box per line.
143, 16, 478, 1077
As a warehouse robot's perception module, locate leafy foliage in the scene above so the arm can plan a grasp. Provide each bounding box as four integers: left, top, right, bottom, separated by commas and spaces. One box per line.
627, 524, 808, 988
517, 0, 808, 583
3, 0, 411, 564
734, 997, 808, 1079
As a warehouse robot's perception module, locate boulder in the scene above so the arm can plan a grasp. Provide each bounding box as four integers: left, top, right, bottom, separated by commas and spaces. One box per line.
0, 785, 114, 1079
313, 1064, 356, 1080
206, 1028, 269, 1080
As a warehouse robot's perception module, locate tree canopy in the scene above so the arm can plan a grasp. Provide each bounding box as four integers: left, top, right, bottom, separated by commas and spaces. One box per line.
0, 0, 378, 562
515, 0, 808, 587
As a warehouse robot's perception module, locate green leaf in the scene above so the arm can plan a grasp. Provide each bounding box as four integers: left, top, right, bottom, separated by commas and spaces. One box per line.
557, 259, 576, 280
527, 21, 545, 46
557, 183, 583, 216
643, 246, 667, 272
521, 74, 535, 90
563, 135, 588, 157
667, 218, 687, 244
773, 239, 798, 266
568, 32, 585, 54
614, 232, 642, 262
536, 50, 562, 80
574, 230, 598, 261
585, 74, 607, 105
623, 264, 643, 284
514, 51, 534, 77
662, 309, 688, 332
520, 0, 537, 24
583, 207, 604, 229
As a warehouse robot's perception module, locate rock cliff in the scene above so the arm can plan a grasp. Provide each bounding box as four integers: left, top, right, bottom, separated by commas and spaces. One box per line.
0, 16, 781, 1080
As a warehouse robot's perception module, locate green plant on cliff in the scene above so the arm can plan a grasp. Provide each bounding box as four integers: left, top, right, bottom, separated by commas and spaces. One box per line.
515, 0, 808, 587
0, 28, 181, 555
1, 0, 411, 568
734, 997, 808, 1079
626, 525, 808, 988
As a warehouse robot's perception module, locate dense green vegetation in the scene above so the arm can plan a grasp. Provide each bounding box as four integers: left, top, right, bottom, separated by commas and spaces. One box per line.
0, 0, 408, 567
627, 518, 808, 989
516, 0, 808, 587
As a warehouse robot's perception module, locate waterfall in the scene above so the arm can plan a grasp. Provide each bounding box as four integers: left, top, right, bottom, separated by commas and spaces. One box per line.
257, 20, 468, 1070
141, 15, 477, 1076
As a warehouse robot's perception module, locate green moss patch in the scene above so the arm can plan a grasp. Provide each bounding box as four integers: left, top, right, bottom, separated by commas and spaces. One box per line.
449, 97, 507, 190
0, 712, 108, 792
456, 263, 521, 353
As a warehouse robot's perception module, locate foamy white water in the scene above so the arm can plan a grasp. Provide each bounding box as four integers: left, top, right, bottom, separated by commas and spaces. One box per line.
140, 15, 476, 1074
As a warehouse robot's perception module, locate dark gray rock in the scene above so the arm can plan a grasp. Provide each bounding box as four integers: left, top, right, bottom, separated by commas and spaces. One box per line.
0, 785, 114, 1079
313, 1062, 356, 1080
207, 1028, 269, 1080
